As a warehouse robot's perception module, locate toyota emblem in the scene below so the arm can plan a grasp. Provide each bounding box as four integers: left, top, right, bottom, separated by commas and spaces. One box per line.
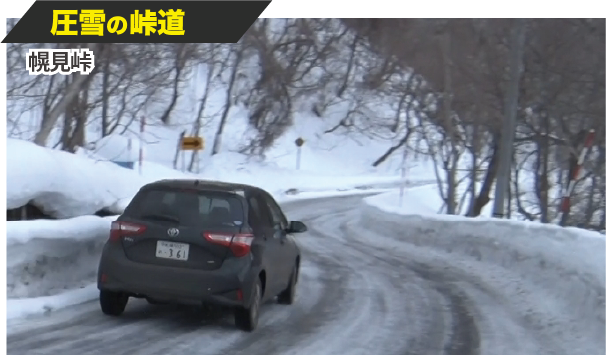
167, 228, 179, 237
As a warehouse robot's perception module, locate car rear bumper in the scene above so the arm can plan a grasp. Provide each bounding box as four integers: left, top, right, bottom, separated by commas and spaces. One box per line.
98, 246, 253, 307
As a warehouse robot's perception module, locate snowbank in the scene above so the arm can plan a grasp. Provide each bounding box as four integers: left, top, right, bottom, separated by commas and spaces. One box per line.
361, 190, 605, 339
8, 285, 99, 320
7, 215, 117, 304
7, 138, 147, 218
7, 215, 117, 244
92, 134, 140, 162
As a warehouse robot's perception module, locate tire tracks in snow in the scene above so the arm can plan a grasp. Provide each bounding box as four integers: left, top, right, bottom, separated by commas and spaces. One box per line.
344, 210, 577, 355
9, 194, 595, 355
300, 211, 481, 355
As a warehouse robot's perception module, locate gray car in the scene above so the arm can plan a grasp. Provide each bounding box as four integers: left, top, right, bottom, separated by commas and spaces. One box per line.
97, 179, 307, 331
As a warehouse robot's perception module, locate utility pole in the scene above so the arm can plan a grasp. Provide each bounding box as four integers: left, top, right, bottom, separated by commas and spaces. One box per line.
492, 18, 526, 218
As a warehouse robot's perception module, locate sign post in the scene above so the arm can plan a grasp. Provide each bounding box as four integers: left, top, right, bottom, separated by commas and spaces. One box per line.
127, 138, 133, 168
181, 143, 186, 172
295, 137, 304, 170
180, 136, 204, 172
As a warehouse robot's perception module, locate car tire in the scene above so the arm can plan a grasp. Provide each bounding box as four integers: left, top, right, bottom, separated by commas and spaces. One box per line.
100, 290, 128, 316
234, 278, 262, 332
277, 263, 298, 305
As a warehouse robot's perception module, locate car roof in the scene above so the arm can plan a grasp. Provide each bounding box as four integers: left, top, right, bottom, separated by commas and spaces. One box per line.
142, 178, 262, 195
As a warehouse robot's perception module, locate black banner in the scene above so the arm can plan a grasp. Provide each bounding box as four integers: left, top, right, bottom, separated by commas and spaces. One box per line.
3, 0, 271, 43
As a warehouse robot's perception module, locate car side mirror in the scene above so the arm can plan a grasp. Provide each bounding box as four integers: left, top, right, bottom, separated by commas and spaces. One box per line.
287, 220, 307, 234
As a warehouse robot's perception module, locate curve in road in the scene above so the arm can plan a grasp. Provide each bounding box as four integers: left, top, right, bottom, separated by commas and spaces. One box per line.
7, 195, 604, 355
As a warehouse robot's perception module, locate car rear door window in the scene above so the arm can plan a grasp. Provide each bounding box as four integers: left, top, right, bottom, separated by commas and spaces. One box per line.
125, 188, 245, 228
248, 195, 272, 228
261, 193, 288, 230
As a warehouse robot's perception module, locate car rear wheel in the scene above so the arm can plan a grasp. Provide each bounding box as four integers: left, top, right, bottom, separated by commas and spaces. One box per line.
234, 278, 262, 332
277, 263, 298, 305
100, 290, 128, 316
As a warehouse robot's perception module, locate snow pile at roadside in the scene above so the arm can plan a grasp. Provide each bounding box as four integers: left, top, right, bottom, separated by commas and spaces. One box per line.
8, 285, 99, 320
360, 190, 605, 345
7, 215, 119, 319
7, 215, 117, 245
7, 138, 148, 218
91, 134, 140, 162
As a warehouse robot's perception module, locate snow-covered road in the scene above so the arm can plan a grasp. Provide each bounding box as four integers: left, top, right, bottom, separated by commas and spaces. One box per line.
7, 195, 605, 355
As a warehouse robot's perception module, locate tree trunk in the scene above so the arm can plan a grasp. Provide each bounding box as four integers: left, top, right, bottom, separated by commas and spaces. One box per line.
212, 48, 242, 155
441, 30, 457, 215
34, 43, 98, 146
539, 117, 550, 223
173, 130, 185, 169
101, 46, 110, 137
600, 201, 606, 231
466, 134, 500, 217
336, 35, 358, 98
492, 19, 526, 218
559, 129, 587, 226
469, 120, 478, 214
69, 84, 89, 152
189, 57, 216, 171
60, 84, 74, 151
582, 144, 603, 228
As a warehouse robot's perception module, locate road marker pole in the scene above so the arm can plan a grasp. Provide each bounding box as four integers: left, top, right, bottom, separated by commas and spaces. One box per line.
139, 115, 145, 175
399, 148, 408, 207
294, 138, 304, 170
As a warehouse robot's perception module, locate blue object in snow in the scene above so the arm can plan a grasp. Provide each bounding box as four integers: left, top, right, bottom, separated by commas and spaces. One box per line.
112, 161, 134, 169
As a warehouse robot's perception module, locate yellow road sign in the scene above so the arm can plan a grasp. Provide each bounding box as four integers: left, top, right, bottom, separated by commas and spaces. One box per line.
181, 136, 204, 151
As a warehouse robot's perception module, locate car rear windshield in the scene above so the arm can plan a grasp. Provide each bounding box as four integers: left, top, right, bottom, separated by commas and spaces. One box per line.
125, 188, 245, 228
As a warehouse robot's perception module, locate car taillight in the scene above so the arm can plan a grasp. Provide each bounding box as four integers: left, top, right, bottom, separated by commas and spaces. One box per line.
109, 221, 146, 242
204, 232, 254, 257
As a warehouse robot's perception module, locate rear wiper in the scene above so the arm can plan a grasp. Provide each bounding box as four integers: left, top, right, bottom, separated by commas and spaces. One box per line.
139, 213, 180, 223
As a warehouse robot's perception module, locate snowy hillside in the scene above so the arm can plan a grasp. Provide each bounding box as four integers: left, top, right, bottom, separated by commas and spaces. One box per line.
7, 20, 450, 213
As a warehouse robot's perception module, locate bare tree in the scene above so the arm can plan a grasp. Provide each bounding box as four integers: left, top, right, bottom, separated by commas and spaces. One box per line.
31, 43, 100, 146
187, 43, 221, 171
212, 44, 244, 155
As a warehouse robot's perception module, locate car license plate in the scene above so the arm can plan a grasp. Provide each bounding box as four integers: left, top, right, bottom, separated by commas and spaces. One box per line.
155, 240, 189, 261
